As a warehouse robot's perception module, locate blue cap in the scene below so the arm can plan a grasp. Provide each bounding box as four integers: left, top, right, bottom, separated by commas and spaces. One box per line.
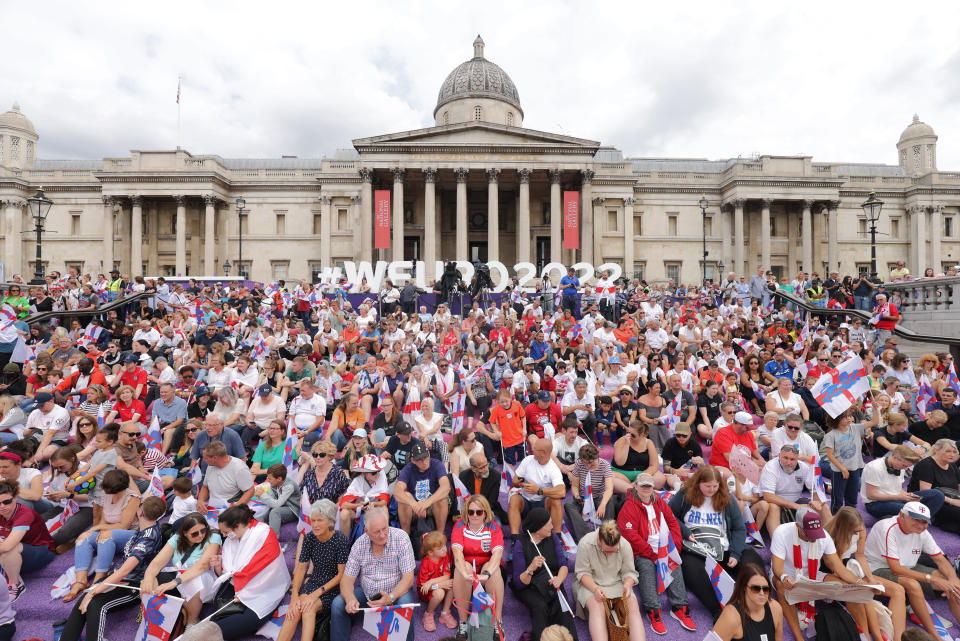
257, 384, 272, 397
124, 354, 139, 363
609, 355, 621, 365
194, 385, 210, 396
33, 392, 54, 404
537, 390, 551, 402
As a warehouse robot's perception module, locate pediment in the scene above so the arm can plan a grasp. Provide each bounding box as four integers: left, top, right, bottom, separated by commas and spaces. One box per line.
353, 122, 600, 153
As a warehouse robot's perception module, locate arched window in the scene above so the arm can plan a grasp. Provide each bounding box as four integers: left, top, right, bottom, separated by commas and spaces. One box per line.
474, 105, 482, 121
443, 111, 449, 125
506, 112, 514, 126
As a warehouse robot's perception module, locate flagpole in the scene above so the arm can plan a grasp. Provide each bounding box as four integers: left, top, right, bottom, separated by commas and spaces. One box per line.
358, 603, 421, 612
527, 530, 573, 613
85, 582, 142, 593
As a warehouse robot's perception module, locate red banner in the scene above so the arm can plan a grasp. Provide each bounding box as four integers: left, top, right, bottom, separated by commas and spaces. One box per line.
563, 191, 580, 249
374, 190, 391, 249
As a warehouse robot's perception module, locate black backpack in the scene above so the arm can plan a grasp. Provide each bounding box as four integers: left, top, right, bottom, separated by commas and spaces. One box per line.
814, 602, 860, 641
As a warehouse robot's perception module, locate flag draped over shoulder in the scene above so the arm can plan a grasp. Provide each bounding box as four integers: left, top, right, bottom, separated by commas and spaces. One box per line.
213, 520, 290, 618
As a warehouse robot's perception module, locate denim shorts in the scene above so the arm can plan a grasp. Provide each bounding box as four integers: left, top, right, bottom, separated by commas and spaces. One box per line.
21, 542, 55, 575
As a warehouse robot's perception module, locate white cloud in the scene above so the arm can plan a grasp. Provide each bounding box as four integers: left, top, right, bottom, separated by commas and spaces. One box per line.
3, 0, 960, 167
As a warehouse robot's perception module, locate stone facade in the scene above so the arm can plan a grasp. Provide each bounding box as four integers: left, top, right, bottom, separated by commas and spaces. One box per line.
2, 38, 959, 284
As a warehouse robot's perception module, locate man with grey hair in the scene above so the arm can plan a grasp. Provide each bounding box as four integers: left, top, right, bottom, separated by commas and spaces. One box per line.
332, 507, 417, 641
459, 451, 505, 522
870, 292, 900, 351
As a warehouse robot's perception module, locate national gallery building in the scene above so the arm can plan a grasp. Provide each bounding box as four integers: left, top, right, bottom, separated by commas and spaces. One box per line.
1, 36, 958, 284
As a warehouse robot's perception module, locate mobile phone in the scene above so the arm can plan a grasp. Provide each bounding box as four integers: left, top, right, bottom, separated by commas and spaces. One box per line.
369, 592, 383, 602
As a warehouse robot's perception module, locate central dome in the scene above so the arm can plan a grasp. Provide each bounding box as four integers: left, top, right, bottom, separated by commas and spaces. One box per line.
434, 36, 523, 126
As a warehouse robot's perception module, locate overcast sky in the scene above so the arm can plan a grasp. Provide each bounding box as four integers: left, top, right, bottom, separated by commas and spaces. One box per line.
4, 1, 960, 167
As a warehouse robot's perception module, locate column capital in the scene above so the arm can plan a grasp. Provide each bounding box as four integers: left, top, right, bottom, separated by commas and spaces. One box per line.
930, 204, 944, 214
801, 199, 814, 209
320, 195, 332, 205
101, 195, 114, 206
350, 194, 362, 204
907, 204, 924, 215
454, 167, 469, 183
731, 198, 745, 209
0, 199, 24, 208
202, 194, 217, 207
720, 203, 733, 213
423, 167, 437, 183
548, 169, 562, 185
174, 195, 186, 207
392, 167, 406, 183
518, 168, 532, 184
825, 200, 840, 211
760, 198, 773, 208
581, 169, 595, 185
486, 168, 501, 184
130, 195, 144, 207
358, 167, 373, 183
592, 197, 604, 206
623, 197, 634, 208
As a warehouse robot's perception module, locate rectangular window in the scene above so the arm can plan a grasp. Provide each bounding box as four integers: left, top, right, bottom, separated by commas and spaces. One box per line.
798, 217, 803, 236
632, 263, 645, 282
275, 213, 285, 235
667, 214, 678, 236
142, 212, 148, 236
338, 209, 348, 230
890, 218, 900, 238
237, 261, 250, 278
770, 216, 777, 237
310, 263, 324, 283
313, 213, 322, 234
70, 211, 81, 236
858, 218, 867, 235
945, 216, 954, 238
856, 263, 870, 275
705, 262, 718, 282
704, 215, 713, 236
607, 209, 618, 232
65, 261, 83, 275
665, 262, 681, 283
170, 213, 177, 235
633, 215, 642, 237
271, 261, 288, 281
541, 202, 550, 225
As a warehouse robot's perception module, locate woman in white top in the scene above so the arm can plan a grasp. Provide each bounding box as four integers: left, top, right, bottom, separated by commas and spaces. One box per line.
415, 397, 447, 464
764, 377, 808, 422
448, 425, 485, 476
212, 386, 248, 432
230, 355, 259, 398
204, 355, 232, 392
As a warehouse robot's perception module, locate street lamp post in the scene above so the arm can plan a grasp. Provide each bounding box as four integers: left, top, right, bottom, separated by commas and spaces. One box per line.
222, 259, 232, 276
235, 197, 246, 278
699, 195, 709, 287
27, 187, 53, 285
861, 192, 884, 278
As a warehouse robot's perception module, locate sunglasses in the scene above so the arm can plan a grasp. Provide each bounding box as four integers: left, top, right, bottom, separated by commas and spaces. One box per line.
785, 426, 801, 431
747, 584, 771, 594
313, 452, 328, 459
465, 437, 476, 444
78, 422, 93, 427
36, 367, 48, 371
186, 428, 200, 434
122, 430, 140, 436
467, 508, 485, 516
188, 527, 208, 537
0, 498, 14, 506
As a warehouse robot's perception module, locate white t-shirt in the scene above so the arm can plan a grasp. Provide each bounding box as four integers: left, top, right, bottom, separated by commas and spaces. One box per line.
553, 435, 587, 467
561, 390, 595, 422
27, 405, 71, 441
860, 458, 904, 504
759, 460, 811, 503
289, 394, 327, 430
644, 502, 660, 548
770, 522, 837, 580
599, 370, 627, 396
865, 515, 942, 571
770, 428, 818, 462
514, 455, 564, 503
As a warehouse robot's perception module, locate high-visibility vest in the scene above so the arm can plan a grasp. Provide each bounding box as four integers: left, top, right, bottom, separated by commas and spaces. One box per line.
108, 278, 124, 293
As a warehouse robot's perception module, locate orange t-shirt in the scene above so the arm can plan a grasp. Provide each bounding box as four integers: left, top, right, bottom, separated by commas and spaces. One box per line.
489, 400, 525, 448
340, 327, 360, 343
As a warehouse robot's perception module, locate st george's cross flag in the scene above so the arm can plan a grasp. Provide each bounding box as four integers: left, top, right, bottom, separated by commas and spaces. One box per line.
136, 592, 184, 641
811, 355, 870, 418
451, 472, 471, 512
297, 491, 312, 535
256, 604, 288, 641
581, 471, 599, 528
212, 520, 290, 618
46, 499, 79, 537
363, 604, 417, 641
705, 555, 736, 605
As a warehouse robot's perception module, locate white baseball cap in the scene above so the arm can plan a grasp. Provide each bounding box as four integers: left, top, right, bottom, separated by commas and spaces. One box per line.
902, 501, 931, 523
734, 411, 754, 425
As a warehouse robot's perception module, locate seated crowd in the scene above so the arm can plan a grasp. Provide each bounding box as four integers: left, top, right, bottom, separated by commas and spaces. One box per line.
0, 266, 958, 641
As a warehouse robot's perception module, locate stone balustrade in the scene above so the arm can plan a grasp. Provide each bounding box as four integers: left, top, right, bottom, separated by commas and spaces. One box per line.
884, 276, 960, 313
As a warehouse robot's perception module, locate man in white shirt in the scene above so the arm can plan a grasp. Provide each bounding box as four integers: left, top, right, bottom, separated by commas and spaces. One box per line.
512, 358, 541, 402
197, 440, 255, 513
865, 502, 960, 637
592, 320, 617, 351
289, 380, 327, 448
508, 438, 565, 545
132, 320, 162, 348
771, 508, 863, 641
597, 356, 627, 396
561, 379, 596, 443
24, 392, 71, 465
760, 444, 829, 535
769, 413, 817, 464
644, 321, 669, 351
861, 445, 944, 520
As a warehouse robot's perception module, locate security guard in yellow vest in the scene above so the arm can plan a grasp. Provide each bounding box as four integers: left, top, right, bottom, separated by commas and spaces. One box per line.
106, 269, 125, 301
805, 279, 827, 309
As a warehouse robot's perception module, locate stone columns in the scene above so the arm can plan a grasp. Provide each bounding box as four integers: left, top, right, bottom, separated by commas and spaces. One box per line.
102, 196, 115, 273
358, 168, 373, 262
392, 167, 405, 261
201, 195, 215, 276
175, 196, 187, 276
518, 168, 532, 263
548, 169, 562, 263
486, 168, 500, 263
455, 168, 468, 261
760, 199, 771, 272
623, 197, 635, 277
423, 169, 437, 280
580, 169, 594, 263
826, 201, 839, 273
130, 196, 144, 277
2, 200, 22, 278
930, 205, 942, 274
733, 199, 745, 276
319, 195, 332, 268
801, 200, 813, 274
721, 204, 733, 271
592, 197, 604, 264
350, 195, 362, 259
913, 205, 928, 274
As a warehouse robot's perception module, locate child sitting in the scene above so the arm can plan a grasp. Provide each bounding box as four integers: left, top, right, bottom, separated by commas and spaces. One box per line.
594, 396, 616, 447
169, 476, 197, 527
254, 463, 301, 538
417, 530, 456, 632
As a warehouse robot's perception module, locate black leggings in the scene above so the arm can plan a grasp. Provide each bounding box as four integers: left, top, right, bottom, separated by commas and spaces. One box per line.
934, 501, 960, 534
514, 586, 578, 641
61, 579, 142, 641
680, 548, 764, 619
213, 585, 271, 639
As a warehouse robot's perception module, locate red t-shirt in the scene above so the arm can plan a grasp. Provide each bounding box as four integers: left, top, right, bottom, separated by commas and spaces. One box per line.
489, 328, 510, 348
119, 368, 148, 399
488, 401, 525, 448
524, 402, 563, 438
709, 425, 758, 468
115, 399, 147, 424
417, 551, 452, 601
875, 304, 899, 331
451, 520, 504, 568
0, 503, 54, 551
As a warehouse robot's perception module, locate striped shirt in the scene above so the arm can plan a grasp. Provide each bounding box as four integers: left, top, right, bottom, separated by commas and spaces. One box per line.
344, 527, 416, 598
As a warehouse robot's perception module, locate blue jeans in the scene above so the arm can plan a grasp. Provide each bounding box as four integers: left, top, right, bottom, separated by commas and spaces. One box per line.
830, 467, 862, 514
74, 528, 136, 574
864, 489, 945, 520
331, 584, 417, 641
330, 429, 348, 451
854, 295, 871, 311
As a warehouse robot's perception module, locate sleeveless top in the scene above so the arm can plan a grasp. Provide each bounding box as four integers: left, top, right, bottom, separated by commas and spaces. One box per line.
617, 438, 650, 471
732, 602, 776, 641
637, 400, 663, 421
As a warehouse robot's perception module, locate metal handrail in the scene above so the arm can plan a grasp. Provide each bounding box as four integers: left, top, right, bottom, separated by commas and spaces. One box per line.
22, 290, 157, 326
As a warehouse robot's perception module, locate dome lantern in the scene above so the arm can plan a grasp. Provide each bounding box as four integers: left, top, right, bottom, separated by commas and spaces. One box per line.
434, 36, 523, 127
897, 114, 937, 173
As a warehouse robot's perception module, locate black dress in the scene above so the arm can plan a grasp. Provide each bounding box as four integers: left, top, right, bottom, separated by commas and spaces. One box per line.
299, 530, 350, 610
732, 602, 776, 641
909, 457, 960, 533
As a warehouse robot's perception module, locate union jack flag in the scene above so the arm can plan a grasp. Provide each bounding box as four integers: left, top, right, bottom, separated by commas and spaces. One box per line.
654, 513, 682, 593
917, 374, 937, 420
948, 363, 960, 395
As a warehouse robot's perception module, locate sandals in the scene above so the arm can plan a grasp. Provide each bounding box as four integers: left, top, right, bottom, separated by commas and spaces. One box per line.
62, 581, 89, 603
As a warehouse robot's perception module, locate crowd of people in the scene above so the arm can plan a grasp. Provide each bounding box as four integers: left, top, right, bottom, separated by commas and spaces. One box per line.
0, 261, 957, 641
